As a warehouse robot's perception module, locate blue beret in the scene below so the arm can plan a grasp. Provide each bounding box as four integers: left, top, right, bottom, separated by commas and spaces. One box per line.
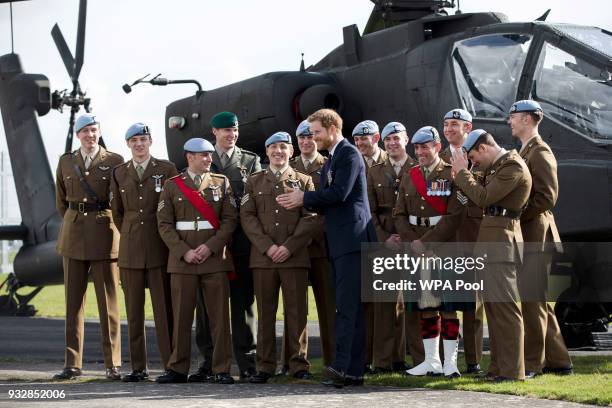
352, 120, 379, 137
183, 137, 214, 153
75, 113, 98, 133
210, 111, 239, 128
295, 120, 312, 137
265, 131, 292, 148
125, 123, 151, 140
509, 100, 543, 114
412, 126, 441, 144
381, 122, 406, 140
463, 129, 489, 153
444, 109, 472, 123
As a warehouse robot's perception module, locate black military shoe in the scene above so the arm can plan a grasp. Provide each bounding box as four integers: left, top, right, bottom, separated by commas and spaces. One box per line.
156, 369, 188, 383
392, 361, 410, 372
344, 375, 364, 386
239, 367, 257, 382
122, 369, 149, 382
466, 363, 483, 374
321, 366, 345, 388
188, 366, 213, 383
363, 364, 375, 376
491, 375, 518, 383
249, 371, 272, 384
214, 373, 235, 384
106, 366, 121, 380
542, 366, 573, 376
275, 364, 290, 376
524, 370, 537, 379
292, 370, 313, 380
370, 367, 392, 375
53, 367, 82, 380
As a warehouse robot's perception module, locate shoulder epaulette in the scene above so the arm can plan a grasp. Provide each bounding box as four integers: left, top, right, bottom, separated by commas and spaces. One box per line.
240, 149, 258, 157
168, 174, 181, 180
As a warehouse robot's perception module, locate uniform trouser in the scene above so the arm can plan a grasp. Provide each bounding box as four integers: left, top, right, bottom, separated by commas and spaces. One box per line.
62, 257, 121, 369
483, 262, 525, 380
462, 296, 484, 365
371, 293, 406, 369
280, 257, 336, 367
168, 272, 232, 375
253, 267, 309, 375
405, 311, 425, 365
195, 254, 256, 372
120, 267, 173, 371
331, 253, 365, 377
519, 252, 571, 372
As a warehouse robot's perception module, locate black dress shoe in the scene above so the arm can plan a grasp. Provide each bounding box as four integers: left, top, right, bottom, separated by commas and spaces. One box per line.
239, 367, 257, 381
122, 369, 149, 382
392, 361, 410, 372
525, 370, 537, 379
156, 369, 188, 383
370, 367, 392, 375
542, 366, 573, 376
275, 364, 290, 376
344, 375, 364, 386
53, 367, 82, 380
363, 364, 375, 375
214, 373, 235, 384
466, 363, 483, 374
292, 370, 313, 380
491, 375, 518, 383
249, 371, 272, 384
322, 366, 345, 388
475, 371, 496, 380
106, 366, 121, 380
188, 366, 213, 383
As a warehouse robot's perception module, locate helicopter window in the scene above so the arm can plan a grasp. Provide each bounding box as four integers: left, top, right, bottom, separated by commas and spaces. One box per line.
531, 43, 612, 141
452, 34, 532, 119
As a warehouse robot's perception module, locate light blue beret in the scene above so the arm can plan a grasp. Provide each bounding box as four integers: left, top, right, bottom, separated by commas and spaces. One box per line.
352, 120, 379, 137
444, 109, 472, 123
463, 129, 489, 153
265, 131, 292, 147
381, 122, 406, 140
75, 113, 98, 133
509, 100, 543, 114
183, 137, 214, 153
125, 123, 151, 140
296, 120, 312, 137
412, 126, 441, 144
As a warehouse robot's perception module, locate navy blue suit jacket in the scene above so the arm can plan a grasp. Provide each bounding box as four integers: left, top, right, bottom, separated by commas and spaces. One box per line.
303, 138, 376, 259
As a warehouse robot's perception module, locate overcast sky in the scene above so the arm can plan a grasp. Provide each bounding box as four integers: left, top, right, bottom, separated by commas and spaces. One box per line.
0, 0, 610, 220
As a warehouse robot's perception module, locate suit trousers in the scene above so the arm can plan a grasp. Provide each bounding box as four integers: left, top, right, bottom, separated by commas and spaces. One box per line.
331, 252, 365, 377
168, 272, 232, 375
63, 257, 121, 369
253, 267, 309, 375
195, 254, 256, 372
120, 267, 173, 371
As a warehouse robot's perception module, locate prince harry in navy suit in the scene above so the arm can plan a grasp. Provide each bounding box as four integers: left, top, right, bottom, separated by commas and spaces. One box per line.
277, 109, 377, 387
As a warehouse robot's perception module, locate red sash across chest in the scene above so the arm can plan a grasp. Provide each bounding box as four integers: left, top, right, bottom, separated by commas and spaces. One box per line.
173, 177, 220, 229
408, 166, 447, 215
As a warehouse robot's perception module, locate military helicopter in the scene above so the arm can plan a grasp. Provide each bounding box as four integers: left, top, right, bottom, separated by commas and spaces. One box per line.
1, 0, 611, 347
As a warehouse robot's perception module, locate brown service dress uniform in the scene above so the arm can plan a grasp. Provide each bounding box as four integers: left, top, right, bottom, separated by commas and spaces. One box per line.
453, 149, 532, 380
240, 167, 317, 375
367, 158, 421, 370
111, 158, 178, 371
55, 147, 124, 370
157, 172, 236, 375
518, 136, 571, 373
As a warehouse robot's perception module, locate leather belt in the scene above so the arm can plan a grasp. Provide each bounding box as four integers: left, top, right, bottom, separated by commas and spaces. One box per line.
485, 206, 521, 219
408, 215, 441, 227
68, 201, 110, 213
176, 221, 214, 231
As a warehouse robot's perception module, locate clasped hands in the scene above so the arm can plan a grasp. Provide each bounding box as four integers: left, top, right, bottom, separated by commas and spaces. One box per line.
184, 244, 212, 264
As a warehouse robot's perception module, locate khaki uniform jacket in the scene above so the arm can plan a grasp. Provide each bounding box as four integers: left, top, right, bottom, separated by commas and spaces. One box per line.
453, 150, 532, 262
56, 147, 124, 260
289, 154, 328, 259
111, 157, 179, 268
364, 149, 388, 174
519, 136, 562, 248
367, 157, 415, 242
240, 167, 317, 269
157, 172, 237, 274
393, 159, 463, 246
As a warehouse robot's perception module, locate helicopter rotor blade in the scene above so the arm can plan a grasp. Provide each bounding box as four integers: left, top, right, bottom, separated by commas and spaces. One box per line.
65, 108, 76, 153
73, 0, 87, 82
51, 24, 75, 82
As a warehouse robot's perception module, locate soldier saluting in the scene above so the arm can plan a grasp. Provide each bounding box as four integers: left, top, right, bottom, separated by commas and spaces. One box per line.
156, 138, 236, 384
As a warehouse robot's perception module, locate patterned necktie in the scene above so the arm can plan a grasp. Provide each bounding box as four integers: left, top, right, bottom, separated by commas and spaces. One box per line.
194, 174, 202, 189
321, 156, 332, 187
136, 164, 144, 180
84, 156, 92, 170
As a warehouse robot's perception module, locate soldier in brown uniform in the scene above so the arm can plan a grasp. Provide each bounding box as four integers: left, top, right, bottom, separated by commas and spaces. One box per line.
441, 109, 484, 375
241, 132, 317, 383
54, 114, 124, 380
508, 100, 572, 377
110, 123, 178, 381
394, 126, 463, 378
366, 121, 417, 372
452, 129, 532, 381
275, 120, 335, 373
156, 138, 235, 384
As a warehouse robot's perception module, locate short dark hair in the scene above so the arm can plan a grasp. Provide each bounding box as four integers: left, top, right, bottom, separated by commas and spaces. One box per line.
526, 111, 543, 125
471, 132, 496, 152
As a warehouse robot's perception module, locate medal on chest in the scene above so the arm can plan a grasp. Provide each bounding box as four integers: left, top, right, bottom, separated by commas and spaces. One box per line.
427, 178, 451, 196
240, 167, 248, 184
288, 178, 301, 191
209, 184, 221, 201
152, 175, 164, 193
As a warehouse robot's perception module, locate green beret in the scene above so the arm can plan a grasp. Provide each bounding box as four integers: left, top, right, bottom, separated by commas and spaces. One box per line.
210, 111, 239, 129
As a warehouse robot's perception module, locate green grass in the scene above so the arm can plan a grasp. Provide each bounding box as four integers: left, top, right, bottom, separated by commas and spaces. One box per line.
1, 273, 319, 321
